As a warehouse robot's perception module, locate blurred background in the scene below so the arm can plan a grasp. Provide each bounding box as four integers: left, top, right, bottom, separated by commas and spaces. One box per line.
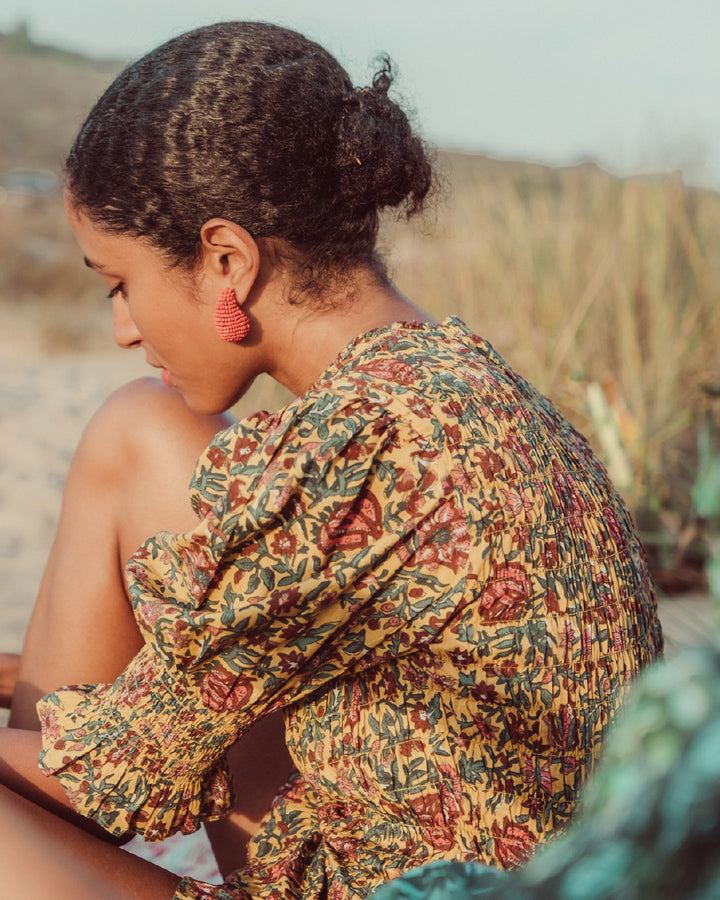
0, 1, 718, 653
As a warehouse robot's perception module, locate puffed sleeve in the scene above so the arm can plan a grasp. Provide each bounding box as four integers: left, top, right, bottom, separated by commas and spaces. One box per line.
38, 392, 472, 840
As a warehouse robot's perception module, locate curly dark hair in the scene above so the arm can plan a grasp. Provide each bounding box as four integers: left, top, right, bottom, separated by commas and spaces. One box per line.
65, 21, 434, 298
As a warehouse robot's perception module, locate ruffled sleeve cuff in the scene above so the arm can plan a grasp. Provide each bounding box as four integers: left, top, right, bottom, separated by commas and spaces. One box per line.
37, 646, 235, 842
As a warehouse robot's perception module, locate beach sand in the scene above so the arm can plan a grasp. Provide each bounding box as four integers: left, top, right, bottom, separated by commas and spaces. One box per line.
0, 312, 713, 883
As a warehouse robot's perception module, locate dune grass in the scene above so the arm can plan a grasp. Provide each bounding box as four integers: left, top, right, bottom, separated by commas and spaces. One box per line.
382, 154, 720, 583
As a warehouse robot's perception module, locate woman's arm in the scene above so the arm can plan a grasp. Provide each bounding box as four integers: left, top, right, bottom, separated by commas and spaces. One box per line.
0, 784, 180, 899
0, 726, 125, 842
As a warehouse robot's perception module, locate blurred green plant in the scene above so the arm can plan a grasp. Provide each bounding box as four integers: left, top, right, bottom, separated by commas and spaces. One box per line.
692, 415, 720, 605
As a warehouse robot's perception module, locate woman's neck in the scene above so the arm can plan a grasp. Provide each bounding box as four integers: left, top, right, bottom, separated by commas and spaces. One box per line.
263, 274, 436, 397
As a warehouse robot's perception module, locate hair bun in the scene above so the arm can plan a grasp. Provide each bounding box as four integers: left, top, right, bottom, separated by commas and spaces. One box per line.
66, 22, 434, 299
335, 58, 432, 216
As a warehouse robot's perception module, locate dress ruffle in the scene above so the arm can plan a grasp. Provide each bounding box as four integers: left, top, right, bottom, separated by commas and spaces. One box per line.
38, 645, 235, 841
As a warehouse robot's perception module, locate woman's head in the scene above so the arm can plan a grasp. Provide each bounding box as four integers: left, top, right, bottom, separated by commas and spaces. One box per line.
65, 21, 433, 299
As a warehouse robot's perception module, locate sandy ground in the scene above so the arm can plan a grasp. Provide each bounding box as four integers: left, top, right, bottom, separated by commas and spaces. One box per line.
0, 310, 714, 881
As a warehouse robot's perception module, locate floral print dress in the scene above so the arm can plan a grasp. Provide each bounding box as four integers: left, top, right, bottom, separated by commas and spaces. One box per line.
37, 318, 663, 899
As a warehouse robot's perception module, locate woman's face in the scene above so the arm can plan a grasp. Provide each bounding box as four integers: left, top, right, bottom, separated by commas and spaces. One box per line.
66, 198, 261, 415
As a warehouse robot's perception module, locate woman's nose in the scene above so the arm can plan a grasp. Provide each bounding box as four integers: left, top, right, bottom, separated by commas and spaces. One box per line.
112, 297, 142, 349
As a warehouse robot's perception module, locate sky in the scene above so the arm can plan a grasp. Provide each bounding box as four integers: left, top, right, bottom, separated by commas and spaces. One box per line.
2, 0, 719, 189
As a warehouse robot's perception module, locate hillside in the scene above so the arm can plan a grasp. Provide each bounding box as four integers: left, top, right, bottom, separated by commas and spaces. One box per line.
0, 29, 123, 173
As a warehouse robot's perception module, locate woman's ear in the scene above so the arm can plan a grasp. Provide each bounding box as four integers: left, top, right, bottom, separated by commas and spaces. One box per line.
198, 219, 260, 302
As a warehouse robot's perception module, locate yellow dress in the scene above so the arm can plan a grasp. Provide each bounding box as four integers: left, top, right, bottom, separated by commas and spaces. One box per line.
37, 318, 663, 899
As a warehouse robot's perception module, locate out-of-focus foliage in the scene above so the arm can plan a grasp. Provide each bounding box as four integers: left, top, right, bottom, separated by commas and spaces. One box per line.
385, 155, 720, 590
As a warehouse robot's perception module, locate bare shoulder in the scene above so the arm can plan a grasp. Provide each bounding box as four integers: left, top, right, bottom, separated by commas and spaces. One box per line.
80, 377, 232, 471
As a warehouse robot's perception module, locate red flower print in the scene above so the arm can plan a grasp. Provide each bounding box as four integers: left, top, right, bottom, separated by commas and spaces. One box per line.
500, 486, 525, 516
581, 624, 593, 657
117, 656, 158, 705
421, 826, 456, 852
546, 704, 579, 751
441, 399, 465, 419
407, 395, 433, 418
470, 680, 499, 704
542, 540, 558, 568
399, 738, 425, 758
443, 422, 462, 445
479, 564, 531, 622
452, 648, 477, 668
357, 358, 416, 384
501, 432, 534, 474
166, 619, 194, 652
271, 531, 297, 557
39, 707, 61, 741
603, 506, 628, 551
277, 649, 305, 674
559, 619, 576, 659
400, 499, 470, 573
545, 588, 561, 614
406, 490, 426, 516
206, 445, 228, 468
474, 446, 505, 480
409, 791, 445, 827
318, 491, 383, 553
191, 499, 214, 519
268, 587, 302, 613
326, 835, 361, 859
410, 438, 442, 463
396, 470, 417, 493
437, 764, 463, 823
521, 756, 553, 794
410, 702, 432, 732
200, 665, 253, 712
506, 711, 536, 743
448, 465, 473, 493
613, 626, 625, 651
473, 714, 498, 740
232, 436, 259, 464
227, 478, 244, 510
491, 817, 538, 869
177, 536, 215, 601
339, 441, 364, 460
551, 462, 587, 516
402, 664, 429, 689
523, 790, 544, 819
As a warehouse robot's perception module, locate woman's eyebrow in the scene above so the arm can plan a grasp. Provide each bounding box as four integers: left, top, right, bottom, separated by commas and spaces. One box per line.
83, 256, 104, 270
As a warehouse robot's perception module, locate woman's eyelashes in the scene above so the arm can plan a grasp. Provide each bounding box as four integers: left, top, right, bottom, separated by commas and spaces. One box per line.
107, 282, 126, 300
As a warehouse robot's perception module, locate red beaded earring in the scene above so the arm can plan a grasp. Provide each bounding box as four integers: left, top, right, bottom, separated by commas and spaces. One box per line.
214, 287, 250, 342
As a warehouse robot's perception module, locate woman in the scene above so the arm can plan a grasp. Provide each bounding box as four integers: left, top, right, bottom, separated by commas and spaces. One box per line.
0, 20, 662, 900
